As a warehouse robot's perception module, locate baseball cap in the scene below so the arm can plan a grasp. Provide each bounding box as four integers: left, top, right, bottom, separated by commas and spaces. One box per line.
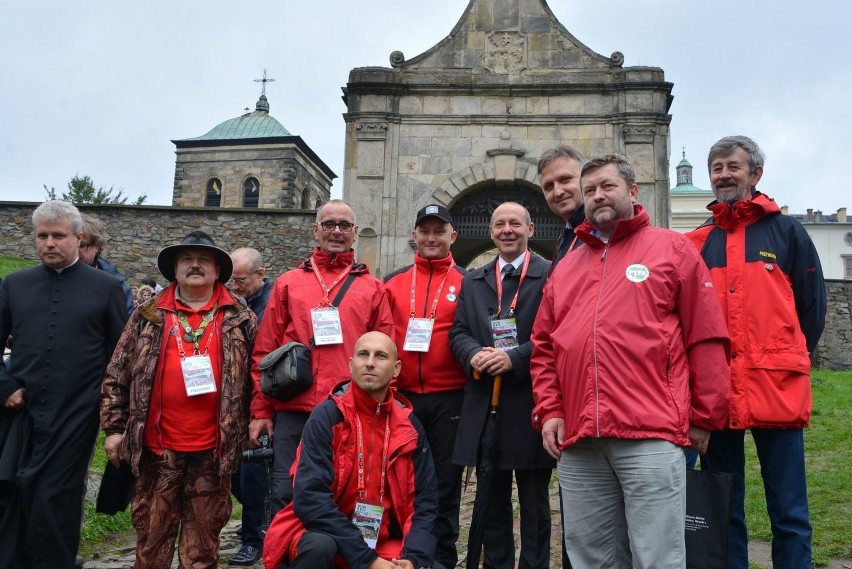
415, 204, 453, 226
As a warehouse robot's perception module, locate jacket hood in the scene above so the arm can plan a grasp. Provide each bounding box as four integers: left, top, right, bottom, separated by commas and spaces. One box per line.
576, 204, 650, 247
299, 248, 369, 274
330, 380, 413, 412
706, 191, 780, 230
413, 252, 455, 273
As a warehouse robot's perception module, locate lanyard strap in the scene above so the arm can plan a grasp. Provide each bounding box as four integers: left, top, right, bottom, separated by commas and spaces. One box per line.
355, 413, 391, 503
495, 251, 531, 317
310, 256, 352, 307
172, 311, 217, 357
409, 261, 454, 319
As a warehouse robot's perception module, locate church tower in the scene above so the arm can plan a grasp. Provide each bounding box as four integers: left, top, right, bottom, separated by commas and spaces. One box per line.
669, 149, 713, 232
171, 74, 335, 209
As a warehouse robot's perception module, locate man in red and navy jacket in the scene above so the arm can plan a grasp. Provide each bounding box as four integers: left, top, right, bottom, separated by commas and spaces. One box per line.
262, 332, 439, 569
383, 204, 466, 569
688, 136, 826, 569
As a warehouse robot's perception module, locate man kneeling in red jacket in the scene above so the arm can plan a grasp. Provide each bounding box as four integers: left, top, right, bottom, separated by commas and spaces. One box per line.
263, 332, 440, 569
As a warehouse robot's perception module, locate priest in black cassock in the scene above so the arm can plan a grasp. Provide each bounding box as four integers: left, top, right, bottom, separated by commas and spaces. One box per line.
0, 200, 128, 569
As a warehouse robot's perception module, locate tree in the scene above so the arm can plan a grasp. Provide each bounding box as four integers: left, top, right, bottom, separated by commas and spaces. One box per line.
44, 174, 147, 205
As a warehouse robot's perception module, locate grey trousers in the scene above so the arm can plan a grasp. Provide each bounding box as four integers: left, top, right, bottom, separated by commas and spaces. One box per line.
558, 438, 686, 569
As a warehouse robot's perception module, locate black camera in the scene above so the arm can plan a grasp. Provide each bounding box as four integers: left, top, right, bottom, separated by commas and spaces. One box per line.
242, 433, 273, 462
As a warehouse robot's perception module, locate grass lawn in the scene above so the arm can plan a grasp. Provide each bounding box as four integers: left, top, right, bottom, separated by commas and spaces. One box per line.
744, 370, 851, 567
0, 255, 36, 278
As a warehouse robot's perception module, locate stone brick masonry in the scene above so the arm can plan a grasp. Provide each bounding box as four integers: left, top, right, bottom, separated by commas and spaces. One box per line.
0, 201, 848, 370
0, 202, 317, 282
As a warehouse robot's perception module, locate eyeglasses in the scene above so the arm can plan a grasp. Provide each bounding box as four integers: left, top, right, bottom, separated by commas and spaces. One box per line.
231, 271, 261, 285
79, 242, 93, 250
318, 221, 355, 232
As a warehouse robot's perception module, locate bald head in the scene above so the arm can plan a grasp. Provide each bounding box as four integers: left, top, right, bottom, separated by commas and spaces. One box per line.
349, 332, 402, 402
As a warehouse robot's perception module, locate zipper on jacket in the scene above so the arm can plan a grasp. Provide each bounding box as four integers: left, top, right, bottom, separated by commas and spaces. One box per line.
418, 261, 436, 394
364, 403, 382, 502
591, 240, 611, 438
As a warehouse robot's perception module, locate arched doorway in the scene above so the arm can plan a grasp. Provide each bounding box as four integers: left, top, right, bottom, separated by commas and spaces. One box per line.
448, 181, 563, 268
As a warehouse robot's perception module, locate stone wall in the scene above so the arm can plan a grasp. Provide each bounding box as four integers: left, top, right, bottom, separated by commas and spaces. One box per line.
813, 280, 852, 371
2, 201, 849, 370
0, 202, 316, 282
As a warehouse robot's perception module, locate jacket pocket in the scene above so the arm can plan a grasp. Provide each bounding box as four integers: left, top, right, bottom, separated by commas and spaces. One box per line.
744, 353, 812, 427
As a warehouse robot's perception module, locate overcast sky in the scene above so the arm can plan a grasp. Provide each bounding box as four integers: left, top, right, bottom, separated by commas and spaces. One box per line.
1, 0, 848, 216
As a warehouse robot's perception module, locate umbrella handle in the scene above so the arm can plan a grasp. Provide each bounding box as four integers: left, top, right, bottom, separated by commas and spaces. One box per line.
472, 368, 481, 380
491, 374, 503, 407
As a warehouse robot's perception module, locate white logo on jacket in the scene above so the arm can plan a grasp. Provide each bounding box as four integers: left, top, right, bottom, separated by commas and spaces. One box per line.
625, 264, 650, 283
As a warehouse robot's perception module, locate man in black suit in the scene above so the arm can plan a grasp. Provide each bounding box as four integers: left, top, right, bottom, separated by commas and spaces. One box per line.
449, 201, 554, 569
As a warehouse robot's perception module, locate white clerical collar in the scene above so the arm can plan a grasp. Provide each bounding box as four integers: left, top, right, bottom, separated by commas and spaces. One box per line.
498, 250, 527, 273
52, 257, 80, 273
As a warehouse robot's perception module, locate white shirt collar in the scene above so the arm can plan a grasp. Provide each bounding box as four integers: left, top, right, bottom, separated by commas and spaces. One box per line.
497, 250, 527, 273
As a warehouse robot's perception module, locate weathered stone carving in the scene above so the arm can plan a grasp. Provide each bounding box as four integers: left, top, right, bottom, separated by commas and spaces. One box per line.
356, 123, 389, 132
623, 125, 657, 144
479, 32, 527, 74
389, 51, 406, 68
356, 122, 389, 141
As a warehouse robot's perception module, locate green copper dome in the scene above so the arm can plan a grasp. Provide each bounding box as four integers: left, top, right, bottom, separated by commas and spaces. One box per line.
183, 95, 291, 141
671, 149, 712, 195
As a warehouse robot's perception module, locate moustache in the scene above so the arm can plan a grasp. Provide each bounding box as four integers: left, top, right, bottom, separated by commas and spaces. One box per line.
186, 269, 205, 276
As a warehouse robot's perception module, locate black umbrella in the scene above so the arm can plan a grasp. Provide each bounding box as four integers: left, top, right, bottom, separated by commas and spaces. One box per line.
466, 371, 503, 569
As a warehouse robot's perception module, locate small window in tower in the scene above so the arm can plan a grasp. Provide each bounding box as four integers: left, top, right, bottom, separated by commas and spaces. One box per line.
301, 187, 310, 209
243, 177, 260, 208
205, 178, 222, 207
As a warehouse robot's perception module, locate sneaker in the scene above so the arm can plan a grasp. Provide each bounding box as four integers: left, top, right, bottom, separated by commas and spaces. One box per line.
229, 544, 261, 566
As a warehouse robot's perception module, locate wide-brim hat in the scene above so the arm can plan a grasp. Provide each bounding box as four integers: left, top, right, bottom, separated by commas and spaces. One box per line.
157, 230, 233, 284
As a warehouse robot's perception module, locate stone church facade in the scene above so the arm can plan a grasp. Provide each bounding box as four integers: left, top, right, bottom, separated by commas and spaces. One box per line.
171, 94, 335, 210
342, 0, 673, 274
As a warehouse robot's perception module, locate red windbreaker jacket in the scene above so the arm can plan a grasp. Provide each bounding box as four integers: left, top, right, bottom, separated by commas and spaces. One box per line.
531, 206, 731, 448
687, 193, 826, 428
383, 253, 467, 394
250, 249, 394, 417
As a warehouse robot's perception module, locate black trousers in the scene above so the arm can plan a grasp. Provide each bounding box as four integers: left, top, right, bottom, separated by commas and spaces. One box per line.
0, 411, 99, 569
230, 460, 268, 547
400, 389, 464, 569
285, 532, 448, 569
271, 411, 310, 513
482, 468, 552, 569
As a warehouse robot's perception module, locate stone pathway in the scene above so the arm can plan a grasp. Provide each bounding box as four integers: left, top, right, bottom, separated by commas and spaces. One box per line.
83, 479, 850, 568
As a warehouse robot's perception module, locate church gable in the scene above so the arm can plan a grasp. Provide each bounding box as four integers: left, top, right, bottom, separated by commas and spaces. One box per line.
343, 0, 672, 275
388, 0, 622, 79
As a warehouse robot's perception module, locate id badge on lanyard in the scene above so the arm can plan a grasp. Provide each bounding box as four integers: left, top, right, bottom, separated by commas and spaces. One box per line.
351, 502, 384, 548
404, 317, 434, 352
181, 354, 217, 396
491, 318, 520, 351
311, 307, 344, 345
